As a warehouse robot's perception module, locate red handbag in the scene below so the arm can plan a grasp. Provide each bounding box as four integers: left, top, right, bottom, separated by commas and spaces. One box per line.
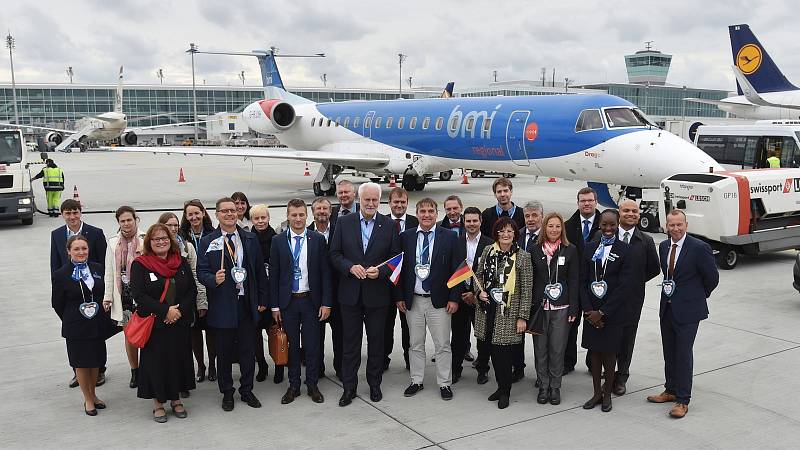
124, 279, 169, 349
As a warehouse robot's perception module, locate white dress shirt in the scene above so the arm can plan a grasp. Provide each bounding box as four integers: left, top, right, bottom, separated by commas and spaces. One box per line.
668, 233, 687, 267
314, 222, 330, 243
290, 229, 310, 293
223, 229, 245, 295
618, 226, 635, 243
392, 213, 408, 232
414, 225, 436, 295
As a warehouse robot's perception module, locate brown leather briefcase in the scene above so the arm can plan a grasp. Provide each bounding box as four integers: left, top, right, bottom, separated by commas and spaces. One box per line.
267, 324, 289, 366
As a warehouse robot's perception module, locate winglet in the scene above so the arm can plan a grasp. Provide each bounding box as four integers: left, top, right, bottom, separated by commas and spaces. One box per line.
441, 82, 454, 98
729, 24, 798, 94
114, 66, 124, 113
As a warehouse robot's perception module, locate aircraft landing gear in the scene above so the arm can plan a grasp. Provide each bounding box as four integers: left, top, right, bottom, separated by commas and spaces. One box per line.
401, 172, 427, 191
313, 164, 340, 196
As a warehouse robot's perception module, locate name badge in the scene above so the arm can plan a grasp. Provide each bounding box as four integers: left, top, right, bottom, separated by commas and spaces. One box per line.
590, 280, 608, 299
662, 280, 676, 297
545, 282, 563, 301
489, 287, 505, 304
293, 267, 302, 280
414, 264, 430, 281
231, 267, 247, 284
121, 273, 130, 285
264, 262, 270, 279
558, 256, 566, 266
149, 272, 158, 282
79, 301, 99, 319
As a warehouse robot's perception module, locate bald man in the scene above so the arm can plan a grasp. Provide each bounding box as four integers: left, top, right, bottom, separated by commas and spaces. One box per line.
613, 200, 660, 395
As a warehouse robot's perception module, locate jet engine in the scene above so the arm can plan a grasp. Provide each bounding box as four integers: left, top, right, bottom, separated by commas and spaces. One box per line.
45, 132, 63, 145
244, 99, 297, 134
121, 131, 137, 145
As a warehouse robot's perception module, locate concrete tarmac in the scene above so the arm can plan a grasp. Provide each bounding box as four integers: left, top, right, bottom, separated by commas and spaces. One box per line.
2, 151, 799, 449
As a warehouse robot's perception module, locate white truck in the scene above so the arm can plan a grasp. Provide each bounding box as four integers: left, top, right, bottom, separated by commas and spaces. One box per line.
659, 168, 800, 269
0, 129, 35, 225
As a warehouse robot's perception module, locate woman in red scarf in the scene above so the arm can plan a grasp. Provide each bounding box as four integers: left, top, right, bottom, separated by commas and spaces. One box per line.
130, 223, 197, 423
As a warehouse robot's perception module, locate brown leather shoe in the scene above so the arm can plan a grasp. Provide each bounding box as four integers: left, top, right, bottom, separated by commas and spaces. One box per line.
307, 385, 325, 404
646, 391, 677, 403
281, 387, 300, 405
669, 403, 688, 418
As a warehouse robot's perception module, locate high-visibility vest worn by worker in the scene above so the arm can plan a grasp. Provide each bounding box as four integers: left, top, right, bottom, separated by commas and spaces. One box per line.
42, 167, 64, 191
767, 156, 781, 168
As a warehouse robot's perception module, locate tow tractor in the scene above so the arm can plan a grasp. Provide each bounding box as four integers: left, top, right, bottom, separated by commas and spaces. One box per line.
659, 168, 800, 269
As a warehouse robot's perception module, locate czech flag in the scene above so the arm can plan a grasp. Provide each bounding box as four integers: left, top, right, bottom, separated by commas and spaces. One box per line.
447, 260, 473, 288
386, 252, 404, 285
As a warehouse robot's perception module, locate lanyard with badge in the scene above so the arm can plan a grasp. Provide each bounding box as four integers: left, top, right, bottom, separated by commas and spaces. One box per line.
662, 247, 676, 297
74, 267, 99, 319
289, 231, 306, 282
544, 248, 564, 302
361, 219, 373, 250
225, 234, 247, 284
590, 246, 611, 299
191, 230, 204, 252
415, 230, 434, 281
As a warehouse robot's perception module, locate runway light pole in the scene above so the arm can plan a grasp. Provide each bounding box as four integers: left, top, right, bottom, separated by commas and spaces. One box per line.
187, 42, 199, 140
6, 32, 19, 125
156, 68, 163, 85
398, 53, 407, 99
238, 70, 245, 86
66, 66, 73, 84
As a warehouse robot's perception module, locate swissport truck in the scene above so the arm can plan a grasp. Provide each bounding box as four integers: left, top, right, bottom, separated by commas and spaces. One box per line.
0, 129, 34, 225
659, 168, 800, 269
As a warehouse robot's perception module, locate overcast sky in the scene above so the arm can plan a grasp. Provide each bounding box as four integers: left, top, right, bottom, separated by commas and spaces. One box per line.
0, 0, 796, 93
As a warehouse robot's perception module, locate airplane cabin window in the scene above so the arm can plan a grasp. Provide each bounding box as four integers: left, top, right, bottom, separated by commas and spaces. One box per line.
466, 117, 475, 132
386, 117, 393, 128
375, 117, 382, 128
604, 107, 644, 128
422, 117, 430, 130
311, 117, 316, 127
436, 117, 444, 130
364, 117, 371, 128
327, 119, 332, 127
343, 117, 350, 127
353, 117, 361, 128
410, 117, 417, 129
449, 116, 458, 133
482, 118, 492, 133
575, 109, 603, 132
336, 116, 341, 125
398, 117, 405, 129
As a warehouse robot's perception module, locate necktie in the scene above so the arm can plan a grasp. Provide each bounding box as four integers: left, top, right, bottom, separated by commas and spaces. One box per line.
395, 218, 402, 233
500, 209, 510, 218
582, 220, 590, 242
341, 208, 350, 216
668, 243, 677, 278
623, 231, 630, 244
421, 231, 431, 292
226, 233, 236, 265
526, 233, 536, 252
292, 236, 302, 292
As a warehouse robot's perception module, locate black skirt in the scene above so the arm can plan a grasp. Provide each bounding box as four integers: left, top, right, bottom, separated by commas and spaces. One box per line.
137, 326, 196, 401
581, 321, 624, 353
66, 338, 107, 369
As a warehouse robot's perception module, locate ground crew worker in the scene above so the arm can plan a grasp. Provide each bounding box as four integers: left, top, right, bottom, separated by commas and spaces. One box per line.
32, 159, 65, 217
767, 150, 781, 168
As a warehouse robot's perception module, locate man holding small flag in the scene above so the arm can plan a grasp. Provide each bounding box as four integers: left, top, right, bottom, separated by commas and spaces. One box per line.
396, 198, 463, 401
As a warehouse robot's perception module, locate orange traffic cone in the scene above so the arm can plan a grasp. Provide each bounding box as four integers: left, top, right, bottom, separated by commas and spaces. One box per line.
304, 163, 311, 176
389, 174, 397, 188
548, 177, 557, 183
178, 168, 186, 183
461, 169, 469, 184
72, 184, 84, 208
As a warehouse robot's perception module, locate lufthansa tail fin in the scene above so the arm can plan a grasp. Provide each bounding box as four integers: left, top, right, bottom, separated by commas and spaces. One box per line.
440, 82, 454, 98
729, 24, 798, 94
114, 66, 124, 113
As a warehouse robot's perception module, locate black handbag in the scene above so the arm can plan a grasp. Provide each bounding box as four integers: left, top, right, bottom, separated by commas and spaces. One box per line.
526, 302, 545, 335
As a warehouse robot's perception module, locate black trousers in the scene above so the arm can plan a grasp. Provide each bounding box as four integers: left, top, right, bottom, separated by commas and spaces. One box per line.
284, 296, 321, 389
615, 308, 643, 383
490, 344, 513, 392
451, 303, 474, 373
660, 303, 699, 404
341, 300, 388, 392
214, 319, 256, 395
513, 341, 526, 372
384, 303, 410, 367
565, 313, 582, 371
319, 300, 343, 375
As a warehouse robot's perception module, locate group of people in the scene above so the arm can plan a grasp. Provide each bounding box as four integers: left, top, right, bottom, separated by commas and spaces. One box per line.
50, 176, 719, 422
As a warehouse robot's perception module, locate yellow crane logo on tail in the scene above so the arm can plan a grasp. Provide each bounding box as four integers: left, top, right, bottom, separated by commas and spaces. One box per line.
736, 44, 762, 75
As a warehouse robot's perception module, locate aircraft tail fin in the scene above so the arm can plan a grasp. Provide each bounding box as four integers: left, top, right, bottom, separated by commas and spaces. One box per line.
441, 82, 454, 98
729, 24, 798, 94
114, 66, 124, 113
254, 50, 314, 104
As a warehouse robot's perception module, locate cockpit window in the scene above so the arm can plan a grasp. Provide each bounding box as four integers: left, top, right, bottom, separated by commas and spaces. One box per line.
575, 109, 604, 132
604, 107, 653, 128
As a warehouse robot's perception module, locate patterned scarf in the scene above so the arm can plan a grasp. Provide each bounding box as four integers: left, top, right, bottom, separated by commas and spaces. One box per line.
71, 261, 89, 282
484, 242, 518, 305
542, 239, 561, 264
115, 230, 141, 295
591, 234, 616, 262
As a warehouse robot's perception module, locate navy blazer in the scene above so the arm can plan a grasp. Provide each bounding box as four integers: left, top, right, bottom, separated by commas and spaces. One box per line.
330, 203, 360, 227
438, 216, 463, 235
480, 204, 525, 237
197, 227, 269, 328
329, 212, 401, 308
530, 243, 580, 316
580, 239, 633, 325
51, 261, 110, 339
50, 223, 107, 273
564, 209, 601, 258
658, 234, 719, 324
622, 227, 661, 320
269, 229, 332, 310
398, 226, 462, 309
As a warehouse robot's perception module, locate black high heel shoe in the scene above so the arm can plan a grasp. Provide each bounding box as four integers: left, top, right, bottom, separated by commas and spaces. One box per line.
207, 366, 217, 382
196, 366, 206, 383
84, 402, 97, 416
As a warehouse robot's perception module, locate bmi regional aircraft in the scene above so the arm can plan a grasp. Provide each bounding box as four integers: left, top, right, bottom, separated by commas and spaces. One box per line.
116, 49, 720, 206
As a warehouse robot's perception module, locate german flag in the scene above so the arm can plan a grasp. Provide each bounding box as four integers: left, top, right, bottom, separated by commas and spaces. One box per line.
447, 260, 473, 288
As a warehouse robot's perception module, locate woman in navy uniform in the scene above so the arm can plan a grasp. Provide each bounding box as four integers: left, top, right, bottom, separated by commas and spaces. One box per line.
580, 209, 632, 412
51, 234, 111, 416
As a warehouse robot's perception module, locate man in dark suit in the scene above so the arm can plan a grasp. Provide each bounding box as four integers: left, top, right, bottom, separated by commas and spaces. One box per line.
384, 187, 418, 371
330, 182, 400, 406
613, 199, 660, 395
50, 198, 108, 388
308, 196, 341, 379
271, 199, 331, 405
396, 198, 462, 400
197, 197, 269, 411
646, 209, 718, 419
440, 195, 465, 234
563, 186, 601, 374
330, 179, 359, 226
453, 207, 493, 384
480, 177, 525, 236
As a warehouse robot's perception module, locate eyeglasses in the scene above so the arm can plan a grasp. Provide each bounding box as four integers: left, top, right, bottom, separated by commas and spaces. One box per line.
218, 209, 236, 214
152, 237, 171, 242
165, 223, 180, 228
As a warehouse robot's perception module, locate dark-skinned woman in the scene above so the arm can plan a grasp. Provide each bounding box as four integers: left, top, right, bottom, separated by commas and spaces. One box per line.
130, 223, 197, 423
52, 234, 111, 416
475, 217, 533, 409
580, 209, 632, 413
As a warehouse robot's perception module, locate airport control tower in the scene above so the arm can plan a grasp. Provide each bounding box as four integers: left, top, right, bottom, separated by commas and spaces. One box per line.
624, 41, 672, 85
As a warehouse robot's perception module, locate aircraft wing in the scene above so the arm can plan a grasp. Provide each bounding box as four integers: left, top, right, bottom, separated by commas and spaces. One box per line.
732, 66, 800, 111
683, 97, 758, 110
0, 123, 74, 134
55, 124, 104, 151
103, 145, 390, 169
128, 120, 206, 131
